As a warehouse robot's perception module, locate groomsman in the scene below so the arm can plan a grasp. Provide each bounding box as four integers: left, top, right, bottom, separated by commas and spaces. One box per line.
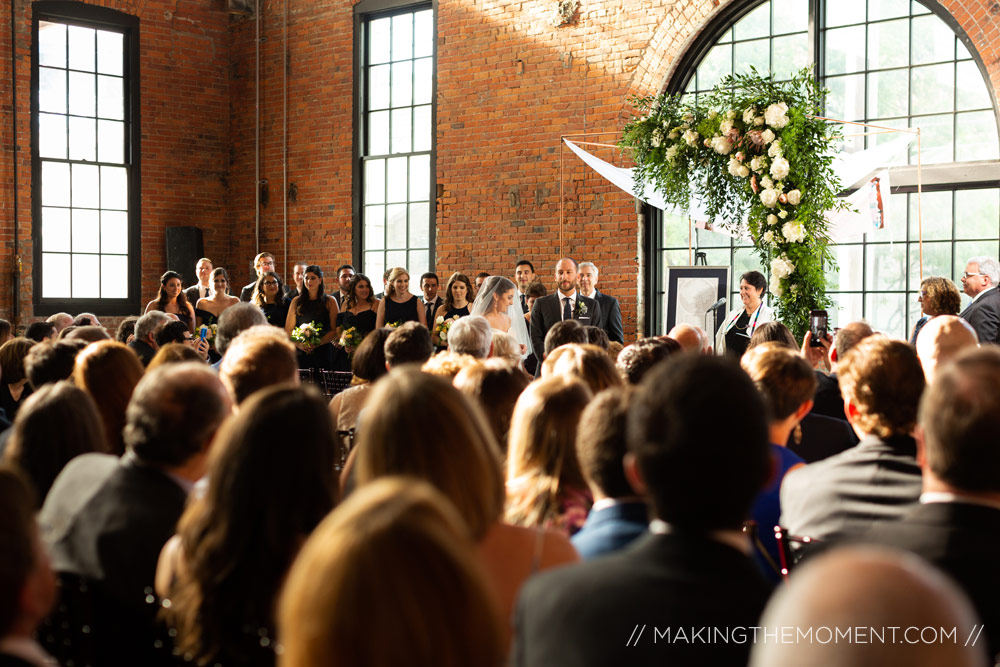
578, 262, 624, 344
529, 258, 603, 375
239, 252, 276, 302
184, 257, 213, 305
514, 260, 536, 314
333, 264, 355, 307
421, 272, 444, 324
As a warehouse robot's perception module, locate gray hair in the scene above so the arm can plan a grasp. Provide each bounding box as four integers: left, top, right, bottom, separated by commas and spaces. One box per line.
448, 315, 492, 359
135, 311, 171, 343
215, 302, 268, 356
578, 262, 598, 275
969, 256, 1000, 286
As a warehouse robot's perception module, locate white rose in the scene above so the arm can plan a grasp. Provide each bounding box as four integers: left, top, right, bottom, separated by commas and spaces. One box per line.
435, 316, 444, 324
737, 164, 750, 178
742, 107, 755, 124
683, 129, 699, 146
668, 130, 679, 140
750, 156, 764, 173
782, 221, 806, 243
651, 129, 663, 148
787, 189, 802, 205
761, 129, 775, 144
768, 140, 782, 158
762, 230, 774, 243
711, 135, 733, 155
766, 214, 778, 225
704, 138, 712, 148
770, 156, 790, 180
771, 281, 783, 297
720, 119, 734, 135
764, 102, 790, 128
708, 110, 718, 119
666, 145, 678, 162
770, 255, 796, 279
727, 158, 742, 177
754, 116, 765, 126
778, 210, 788, 219
761, 176, 774, 190
759, 188, 779, 208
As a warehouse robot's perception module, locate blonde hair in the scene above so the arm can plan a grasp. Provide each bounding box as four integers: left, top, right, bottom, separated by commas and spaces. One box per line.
421, 350, 477, 379
741, 343, 817, 421
541, 343, 622, 394
385, 267, 409, 299
489, 330, 520, 366
278, 478, 504, 667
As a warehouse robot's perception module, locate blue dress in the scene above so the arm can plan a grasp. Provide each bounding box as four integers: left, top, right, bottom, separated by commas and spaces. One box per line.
751, 444, 805, 582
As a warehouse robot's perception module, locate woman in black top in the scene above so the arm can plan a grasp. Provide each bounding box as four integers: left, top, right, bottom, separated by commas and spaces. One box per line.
252, 271, 289, 328
432, 272, 473, 347
332, 274, 380, 371
284, 265, 340, 371
375, 267, 426, 329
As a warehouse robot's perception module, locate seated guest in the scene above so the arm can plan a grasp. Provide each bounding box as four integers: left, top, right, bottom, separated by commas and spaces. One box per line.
383, 322, 434, 368
73, 313, 101, 328
447, 315, 492, 359
746, 320, 798, 351
585, 326, 609, 351
0, 320, 10, 345
489, 330, 525, 370
45, 313, 73, 335
328, 328, 391, 462
513, 354, 774, 666
454, 359, 530, 453
64, 326, 110, 344
506, 376, 593, 536
279, 478, 505, 667
24, 321, 56, 343
571, 388, 648, 560
115, 316, 138, 344
615, 336, 680, 385
158, 386, 337, 667
24, 340, 86, 389
215, 302, 267, 366
73, 341, 145, 456
0, 467, 57, 667
353, 370, 577, 648
542, 319, 587, 361
862, 347, 1000, 659
915, 314, 978, 384
155, 320, 192, 347
3, 383, 106, 507
810, 320, 873, 422
128, 311, 170, 367
667, 323, 711, 354
0, 339, 36, 422
40, 363, 232, 667
751, 547, 985, 667
542, 343, 622, 394
219, 326, 299, 407
780, 338, 925, 544
145, 343, 203, 371
421, 350, 477, 379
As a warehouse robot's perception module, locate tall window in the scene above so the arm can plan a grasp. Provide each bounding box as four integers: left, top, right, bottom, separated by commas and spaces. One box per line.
357, 5, 434, 292
652, 0, 1000, 339
32, 3, 139, 313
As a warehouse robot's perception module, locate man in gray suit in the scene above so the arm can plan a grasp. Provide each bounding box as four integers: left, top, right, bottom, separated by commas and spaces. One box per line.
578, 261, 624, 343
529, 258, 602, 373
958, 256, 1000, 344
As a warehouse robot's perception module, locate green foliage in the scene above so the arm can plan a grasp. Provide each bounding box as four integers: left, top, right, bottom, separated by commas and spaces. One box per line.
619, 67, 851, 338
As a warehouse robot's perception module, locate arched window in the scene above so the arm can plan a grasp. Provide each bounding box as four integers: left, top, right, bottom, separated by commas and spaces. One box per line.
651, 0, 1000, 339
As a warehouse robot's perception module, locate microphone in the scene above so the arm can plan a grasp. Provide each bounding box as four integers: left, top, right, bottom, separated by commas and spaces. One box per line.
706, 297, 726, 312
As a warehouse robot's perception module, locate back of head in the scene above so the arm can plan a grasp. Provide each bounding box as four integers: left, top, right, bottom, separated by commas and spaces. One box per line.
920, 347, 1000, 493
751, 546, 985, 667
542, 343, 622, 394
972, 255, 1000, 287
155, 321, 191, 347
616, 336, 681, 385
628, 354, 769, 531
384, 322, 434, 367
147, 343, 203, 371
833, 320, 874, 361
741, 343, 818, 421
666, 323, 704, 352
25, 321, 56, 343
5, 382, 107, 506
454, 359, 530, 453
0, 338, 36, 384
421, 350, 478, 379
839, 337, 925, 439
219, 325, 298, 405
0, 319, 10, 342
585, 326, 609, 351
215, 303, 267, 356
747, 321, 797, 351
124, 362, 231, 467
489, 330, 520, 367
915, 315, 978, 384
356, 368, 504, 540
134, 310, 171, 344
73, 340, 146, 455
0, 467, 40, 638
577, 388, 635, 499
448, 315, 492, 359
115, 316, 139, 344
24, 339, 87, 389
65, 325, 111, 344
278, 477, 503, 667
351, 328, 391, 382
543, 319, 587, 358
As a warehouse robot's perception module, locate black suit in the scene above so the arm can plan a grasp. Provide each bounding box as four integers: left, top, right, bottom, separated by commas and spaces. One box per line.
512, 532, 773, 666
959, 286, 1000, 344
184, 283, 211, 308
127, 339, 156, 367
529, 292, 602, 371
423, 296, 443, 325
863, 501, 1000, 658
780, 434, 922, 543
810, 370, 850, 422
589, 289, 624, 343
789, 412, 857, 463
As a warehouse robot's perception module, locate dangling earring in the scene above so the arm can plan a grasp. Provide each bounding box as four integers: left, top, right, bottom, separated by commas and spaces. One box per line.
793, 423, 803, 446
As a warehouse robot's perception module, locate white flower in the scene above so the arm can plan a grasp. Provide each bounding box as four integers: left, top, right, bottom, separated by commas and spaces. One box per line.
727, 158, 742, 177
720, 119, 734, 135
766, 214, 778, 225
782, 221, 806, 243
683, 129, 699, 146
651, 129, 663, 148
666, 145, 678, 162
770, 156, 790, 180
768, 140, 782, 158
711, 135, 733, 155
761, 129, 775, 144
754, 116, 765, 126
750, 156, 764, 173
668, 130, 679, 140
778, 210, 788, 219
760, 188, 779, 208
726, 109, 738, 121
435, 316, 444, 324
764, 102, 790, 128
771, 255, 796, 279
761, 176, 774, 190
708, 110, 718, 119
744, 107, 758, 124
762, 230, 775, 243
772, 281, 784, 297
787, 189, 802, 206
737, 164, 750, 178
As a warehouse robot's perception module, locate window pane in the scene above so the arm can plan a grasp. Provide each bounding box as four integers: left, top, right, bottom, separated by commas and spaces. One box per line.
42, 207, 71, 252
661, 211, 690, 248
696, 227, 731, 248
413, 105, 432, 152
68, 26, 95, 72
866, 292, 905, 339
826, 74, 866, 121
96, 30, 123, 76
954, 188, 999, 239
365, 205, 385, 250
72, 208, 100, 253
908, 190, 951, 241
771, 33, 810, 79
392, 13, 413, 61
101, 255, 128, 298
914, 113, 954, 164
734, 39, 769, 76
100, 166, 129, 210
390, 108, 411, 153
387, 157, 408, 204
369, 17, 390, 65
409, 154, 430, 201
696, 44, 732, 91
955, 111, 1000, 162
385, 250, 407, 273
408, 250, 429, 288
865, 242, 906, 290
365, 159, 386, 204
72, 254, 100, 298
39, 67, 67, 114
39, 22, 66, 68
409, 203, 429, 247
908, 242, 951, 290
42, 161, 71, 206
868, 19, 909, 70
42, 253, 72, 298
413, 57, 432, 105
38, 113, 67, 159
101, 210, 129, 253
69, 116, 96, 162
391, 61, 412, 108
368, 64, 390, 110
414, 10, 433, 57
364, 252, 385, 286
825, 26, 866, 75
828, 244, 864, 290
68, 71, 96, 117
910, 15, 955, 65
72, 163, 100, 208
956, 61, 991, 110
910, 64, 954, 115
869, 192, 908, 242
869, 0, 909, 20
867, 70, 908, 118
386, 203, 407, 248
98, 119, 124, 163
368, 110, 389, 155
97, 75, 123, 120
830, 292, 864, 328
773, 0, 807, 33
733, 2, 770, 40
827, 0, 866, 27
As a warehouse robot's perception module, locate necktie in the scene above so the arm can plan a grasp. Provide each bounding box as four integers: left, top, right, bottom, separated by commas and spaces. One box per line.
563, 296, 572, 321
520, 294, 526, 311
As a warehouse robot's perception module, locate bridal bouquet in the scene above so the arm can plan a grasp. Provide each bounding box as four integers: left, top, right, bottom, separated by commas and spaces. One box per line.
339, 326, 365, 355
434, 315, 461, 343
291, 321, 324, 347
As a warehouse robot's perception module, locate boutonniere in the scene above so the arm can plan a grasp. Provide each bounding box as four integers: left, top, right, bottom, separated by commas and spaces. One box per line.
576, 300, 588, 316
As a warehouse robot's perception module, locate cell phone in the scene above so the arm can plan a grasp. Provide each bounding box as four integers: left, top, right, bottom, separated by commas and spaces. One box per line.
809, 310, 828, 346
199, 328, 207, 342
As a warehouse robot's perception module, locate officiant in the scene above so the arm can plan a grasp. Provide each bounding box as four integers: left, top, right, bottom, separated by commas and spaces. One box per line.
715, 271, 774, 358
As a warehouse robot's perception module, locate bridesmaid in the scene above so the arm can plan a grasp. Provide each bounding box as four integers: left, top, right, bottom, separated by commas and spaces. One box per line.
333, 274, 380, 371
252, 271, 289, 327
285, 264, 340, 371
432, 272, 473, 348
146, 271, 195, 334
374, 267, 426, 329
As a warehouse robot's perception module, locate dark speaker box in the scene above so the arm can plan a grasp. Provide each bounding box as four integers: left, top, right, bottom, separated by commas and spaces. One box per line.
165, 227, 204, 286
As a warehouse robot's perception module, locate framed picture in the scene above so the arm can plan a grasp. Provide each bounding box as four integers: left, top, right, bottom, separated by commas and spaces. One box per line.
664, 266, 730, 336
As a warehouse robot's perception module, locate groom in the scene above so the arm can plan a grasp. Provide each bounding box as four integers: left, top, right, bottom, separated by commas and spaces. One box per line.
530, 257, 602, 374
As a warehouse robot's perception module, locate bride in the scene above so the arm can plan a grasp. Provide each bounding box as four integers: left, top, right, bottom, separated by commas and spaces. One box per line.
470, 276, 532, 358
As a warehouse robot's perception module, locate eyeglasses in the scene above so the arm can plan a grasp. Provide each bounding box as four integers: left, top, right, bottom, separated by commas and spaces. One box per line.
264, 281, 279, 286
962, 272, 985, 279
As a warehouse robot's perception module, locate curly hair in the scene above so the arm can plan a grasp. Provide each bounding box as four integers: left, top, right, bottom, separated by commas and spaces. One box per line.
920, 276, 961, 317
